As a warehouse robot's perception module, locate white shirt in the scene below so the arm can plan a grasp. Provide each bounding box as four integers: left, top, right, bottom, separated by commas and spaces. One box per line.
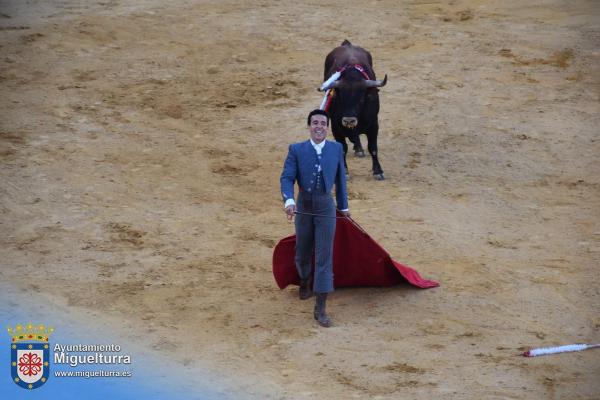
284, 140, 348, 212
311, 138, 325, 156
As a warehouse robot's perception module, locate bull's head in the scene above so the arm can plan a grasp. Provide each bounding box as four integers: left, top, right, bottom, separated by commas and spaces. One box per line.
319, 70, 387, 130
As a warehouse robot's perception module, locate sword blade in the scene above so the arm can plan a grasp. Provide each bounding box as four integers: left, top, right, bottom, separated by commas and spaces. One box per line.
294, 211, 346, 219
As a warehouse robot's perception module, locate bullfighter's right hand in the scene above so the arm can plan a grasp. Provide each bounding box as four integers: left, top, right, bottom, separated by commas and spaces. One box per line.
285, 205, 296, 221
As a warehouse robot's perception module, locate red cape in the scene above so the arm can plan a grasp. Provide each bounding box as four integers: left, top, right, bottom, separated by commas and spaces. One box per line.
272, 212, 439, 289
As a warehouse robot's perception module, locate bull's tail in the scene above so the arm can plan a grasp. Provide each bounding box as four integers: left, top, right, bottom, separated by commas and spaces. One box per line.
341, 39, 352, 46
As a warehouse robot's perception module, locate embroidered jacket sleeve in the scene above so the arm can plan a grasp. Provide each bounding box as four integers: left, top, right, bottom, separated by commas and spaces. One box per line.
335, 142, 348, 211
280, 144, 297, 207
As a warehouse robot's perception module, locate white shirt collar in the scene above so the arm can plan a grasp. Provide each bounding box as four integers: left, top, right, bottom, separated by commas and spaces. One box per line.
310, 139, 326, 155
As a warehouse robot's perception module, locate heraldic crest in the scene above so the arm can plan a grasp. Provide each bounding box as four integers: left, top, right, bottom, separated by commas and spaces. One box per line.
8, 323, 53, 389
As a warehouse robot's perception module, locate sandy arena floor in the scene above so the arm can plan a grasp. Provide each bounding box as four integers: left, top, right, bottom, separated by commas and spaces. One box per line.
1, 0, 599, 398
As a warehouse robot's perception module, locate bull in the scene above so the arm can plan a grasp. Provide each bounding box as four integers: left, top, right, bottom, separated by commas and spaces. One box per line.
319, 39, 387, 180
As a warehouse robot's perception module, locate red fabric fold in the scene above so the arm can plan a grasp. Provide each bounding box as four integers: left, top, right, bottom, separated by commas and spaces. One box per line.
272, 212, 439, 289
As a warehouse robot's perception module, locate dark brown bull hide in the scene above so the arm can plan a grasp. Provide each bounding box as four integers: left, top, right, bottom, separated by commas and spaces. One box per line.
320, 40, 387, 179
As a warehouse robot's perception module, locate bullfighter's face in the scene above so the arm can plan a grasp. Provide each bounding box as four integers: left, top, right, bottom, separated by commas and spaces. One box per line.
308, 114, 328, 144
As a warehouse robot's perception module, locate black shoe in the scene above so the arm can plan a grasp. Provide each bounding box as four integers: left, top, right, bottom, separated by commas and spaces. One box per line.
313, 293, 332, 327
299, 279, 312, 300
313, 309, 332, 327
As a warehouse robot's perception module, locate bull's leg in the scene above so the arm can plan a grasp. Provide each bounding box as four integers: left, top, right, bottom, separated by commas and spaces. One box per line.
350, 134, 365, 158
367, 123, 384, 180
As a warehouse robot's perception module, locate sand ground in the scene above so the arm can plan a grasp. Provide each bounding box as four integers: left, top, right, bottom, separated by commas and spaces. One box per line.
1, 0, 599, 398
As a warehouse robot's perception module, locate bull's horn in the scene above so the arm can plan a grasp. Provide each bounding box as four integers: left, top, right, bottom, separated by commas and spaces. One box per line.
318, 70, 342, 91
364, 74, 388, 88
318, 79, 341, 92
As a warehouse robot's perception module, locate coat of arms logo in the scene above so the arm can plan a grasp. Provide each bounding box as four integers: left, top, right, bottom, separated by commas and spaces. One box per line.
7, 323, 53, 390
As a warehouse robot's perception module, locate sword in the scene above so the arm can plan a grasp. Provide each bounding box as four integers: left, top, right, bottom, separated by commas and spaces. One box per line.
294, 211, 348, 219
291, 211, 367, 234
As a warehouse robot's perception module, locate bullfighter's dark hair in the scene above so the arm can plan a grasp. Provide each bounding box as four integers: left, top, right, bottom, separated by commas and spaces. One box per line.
307, 109, 330, 126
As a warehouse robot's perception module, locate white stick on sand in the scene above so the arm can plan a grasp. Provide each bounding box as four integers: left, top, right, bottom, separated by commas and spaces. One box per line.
523, 343, 600, 357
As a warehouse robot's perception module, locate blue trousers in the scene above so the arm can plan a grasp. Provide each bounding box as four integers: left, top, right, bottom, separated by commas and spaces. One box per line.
294, 191, 336, 293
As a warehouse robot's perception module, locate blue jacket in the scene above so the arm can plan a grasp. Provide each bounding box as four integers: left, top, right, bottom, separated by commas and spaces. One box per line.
280, 140, 348, 210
